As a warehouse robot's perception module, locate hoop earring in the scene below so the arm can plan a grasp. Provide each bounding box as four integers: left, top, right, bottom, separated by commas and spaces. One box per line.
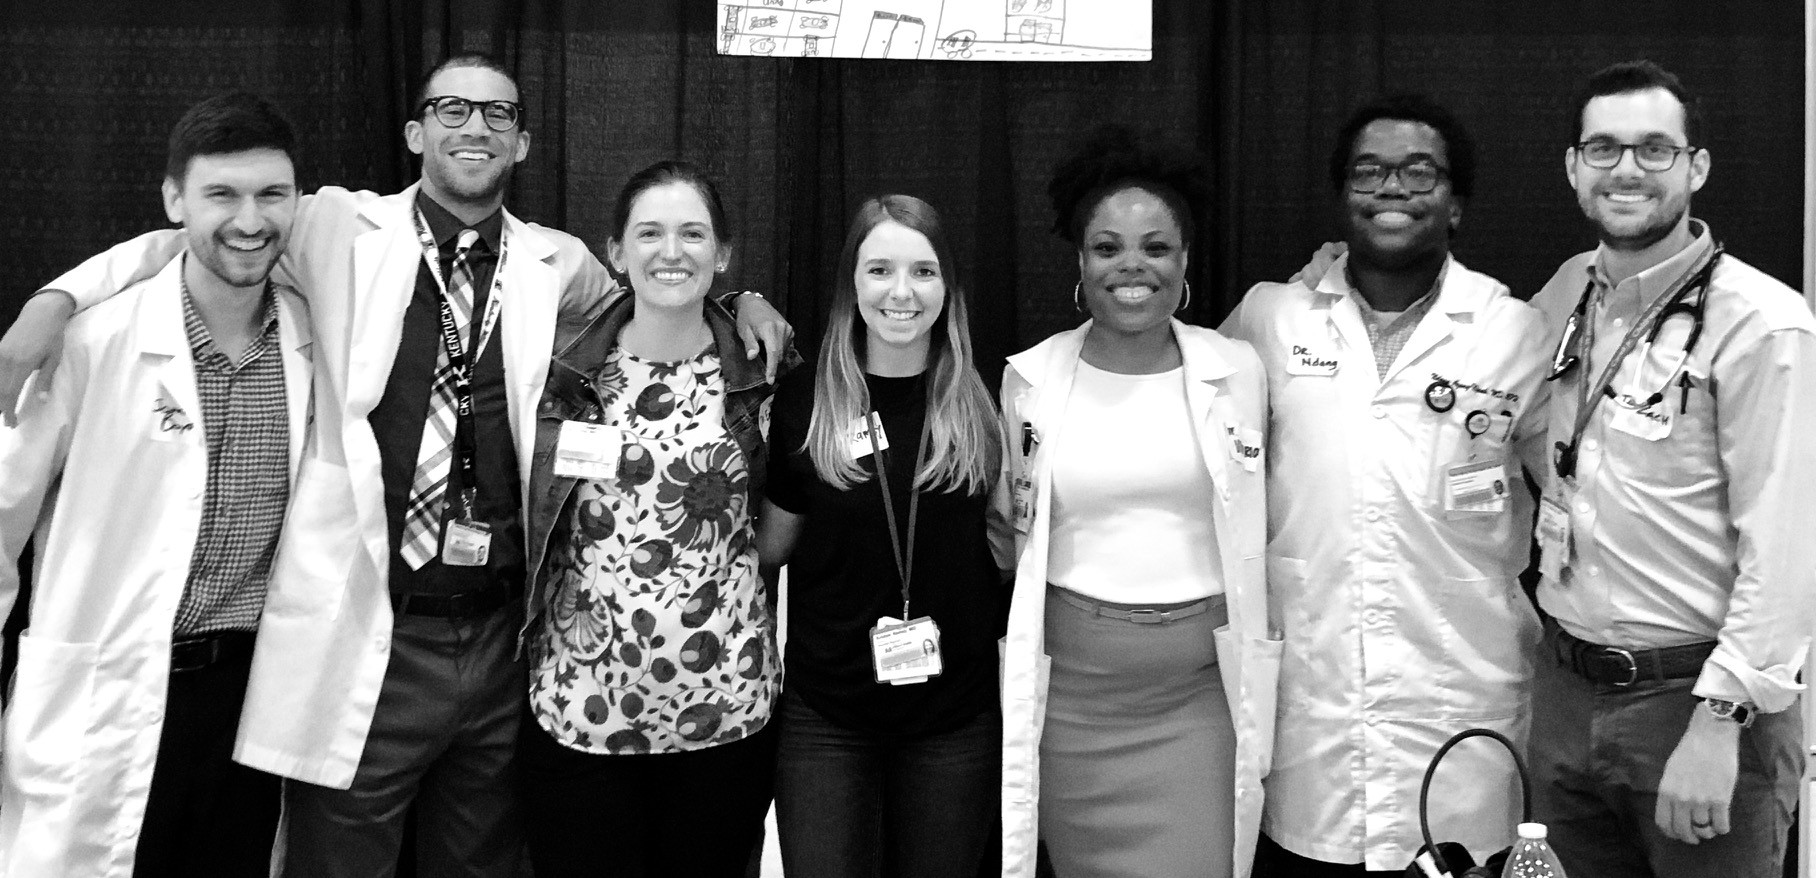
1177, 281, 1192, 313
1073, 282, 1087, 314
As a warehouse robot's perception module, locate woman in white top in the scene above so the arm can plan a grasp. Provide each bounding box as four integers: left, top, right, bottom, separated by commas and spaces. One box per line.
996, 126, 1280, 878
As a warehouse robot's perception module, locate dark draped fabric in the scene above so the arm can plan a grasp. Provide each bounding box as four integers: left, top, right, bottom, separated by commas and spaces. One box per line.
0, 0, 1803, 710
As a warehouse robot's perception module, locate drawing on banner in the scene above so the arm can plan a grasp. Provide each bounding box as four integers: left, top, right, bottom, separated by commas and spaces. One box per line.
717, 0, 1149, 61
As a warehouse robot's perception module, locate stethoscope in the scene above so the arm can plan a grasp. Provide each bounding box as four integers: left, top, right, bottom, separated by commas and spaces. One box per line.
1423, 381, 1513, 442
1547, 245, 1721, 410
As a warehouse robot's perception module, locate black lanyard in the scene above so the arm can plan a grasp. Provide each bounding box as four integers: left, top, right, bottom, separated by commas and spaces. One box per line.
1551, 245, 1720, 480
866, 406, 933, 621
414, 210, 508, 517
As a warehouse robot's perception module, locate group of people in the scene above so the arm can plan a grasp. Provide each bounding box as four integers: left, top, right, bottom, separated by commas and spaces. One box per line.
0, 50, 1808, 878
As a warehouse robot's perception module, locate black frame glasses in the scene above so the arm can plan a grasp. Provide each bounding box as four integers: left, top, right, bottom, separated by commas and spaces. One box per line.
419, 96, 522, 132
1572, 138, 1695, 172
1347, 160, 1449, 194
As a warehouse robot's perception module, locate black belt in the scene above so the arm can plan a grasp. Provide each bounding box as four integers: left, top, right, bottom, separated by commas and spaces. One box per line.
1553, 626, 1715, 687
390, 581, 517, 619
170, 630, 256, 673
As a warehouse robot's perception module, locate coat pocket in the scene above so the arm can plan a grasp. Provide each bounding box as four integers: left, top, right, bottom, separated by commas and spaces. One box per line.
4, 633, 99, 798
1215, 625, 1283, 777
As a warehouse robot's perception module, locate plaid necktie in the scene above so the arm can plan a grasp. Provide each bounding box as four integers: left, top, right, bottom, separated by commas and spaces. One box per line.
400, 229, 480, 569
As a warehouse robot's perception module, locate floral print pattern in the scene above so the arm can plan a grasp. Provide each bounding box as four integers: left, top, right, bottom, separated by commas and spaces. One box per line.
530, 346, 778, 754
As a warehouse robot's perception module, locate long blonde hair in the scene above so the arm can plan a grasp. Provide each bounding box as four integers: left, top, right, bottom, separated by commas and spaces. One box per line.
804, 195, 1001, 495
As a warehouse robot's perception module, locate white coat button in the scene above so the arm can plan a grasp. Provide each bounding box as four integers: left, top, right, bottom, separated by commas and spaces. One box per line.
374, 635, 389, 652
1613, 317, 1625, 329
1366, 715, 1381, 726
1365, 507, 1381, 522
149, 709, 163, 724
1371, 405, 1387, 419
1589, 565, 1602, 578
1363, 609, 1382, 624
1577, 502, 1591, 515
1585, 438, 1599, 452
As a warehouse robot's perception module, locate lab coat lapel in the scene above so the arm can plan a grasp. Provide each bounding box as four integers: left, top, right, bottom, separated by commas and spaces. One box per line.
274, 290, 315, 485
349, 186, 424, 419
140, 256, 203, 440
496, 212, 559, 489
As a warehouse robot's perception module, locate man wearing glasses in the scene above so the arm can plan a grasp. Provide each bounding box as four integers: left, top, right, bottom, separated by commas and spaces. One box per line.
5, 55, 791, 877
1222, 94, 1549, 876
1525, 60, 1815, 877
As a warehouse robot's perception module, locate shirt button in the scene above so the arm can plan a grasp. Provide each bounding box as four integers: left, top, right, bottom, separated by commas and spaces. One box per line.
1612, 317, 1625, 329
1589, 565, 1602, 578
1371, 405, 1387, 419
1577, 502, 1591, 515
1363, 609, 1382, 624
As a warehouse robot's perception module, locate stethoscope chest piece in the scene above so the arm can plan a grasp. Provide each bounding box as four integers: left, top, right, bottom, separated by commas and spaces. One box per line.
1424, 379, 1457, 413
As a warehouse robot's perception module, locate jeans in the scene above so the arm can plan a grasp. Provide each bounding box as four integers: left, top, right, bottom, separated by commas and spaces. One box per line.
1530, 629, 1801, 878
774, 687, 1001, 878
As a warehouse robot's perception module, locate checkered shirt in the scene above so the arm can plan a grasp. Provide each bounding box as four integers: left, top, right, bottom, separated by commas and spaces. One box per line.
1349, 262, 1446, 380
173, 285, 291, 637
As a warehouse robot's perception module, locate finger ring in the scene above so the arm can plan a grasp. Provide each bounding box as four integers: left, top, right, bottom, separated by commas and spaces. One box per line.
1692, 820, 1713, 829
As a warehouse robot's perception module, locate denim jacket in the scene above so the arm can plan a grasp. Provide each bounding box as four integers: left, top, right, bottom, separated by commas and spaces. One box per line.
519, 292, 799, 643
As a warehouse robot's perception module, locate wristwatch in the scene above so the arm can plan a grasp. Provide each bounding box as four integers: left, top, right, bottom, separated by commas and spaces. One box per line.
1700, 698, 1756, 728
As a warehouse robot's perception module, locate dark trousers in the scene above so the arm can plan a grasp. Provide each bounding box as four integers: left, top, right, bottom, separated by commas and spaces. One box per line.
518, 709, 777, 878
133, 647, 281, 878
282, 606, 527, 878
1530, 630, 1801, 878
1252, 835, 1402, 878
774, 687, 1001, 878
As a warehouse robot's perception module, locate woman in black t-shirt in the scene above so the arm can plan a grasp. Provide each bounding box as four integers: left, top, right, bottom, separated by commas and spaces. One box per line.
758, 195, 1010, 878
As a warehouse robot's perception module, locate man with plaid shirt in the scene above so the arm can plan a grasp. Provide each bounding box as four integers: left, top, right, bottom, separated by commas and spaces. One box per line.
0, 93, 316, 877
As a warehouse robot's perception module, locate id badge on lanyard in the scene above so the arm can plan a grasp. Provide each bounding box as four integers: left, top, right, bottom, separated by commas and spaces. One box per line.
862, 408, 941, 685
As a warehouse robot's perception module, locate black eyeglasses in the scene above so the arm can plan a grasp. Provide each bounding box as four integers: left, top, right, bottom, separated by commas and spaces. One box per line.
1347, 160, 1449, 194
1573, 138, 1695, 172
419, 96, 522, 132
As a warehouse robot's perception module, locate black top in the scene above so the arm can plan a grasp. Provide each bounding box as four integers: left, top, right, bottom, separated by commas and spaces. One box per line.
370, 192, 525, 596
766, 367, 1007, 737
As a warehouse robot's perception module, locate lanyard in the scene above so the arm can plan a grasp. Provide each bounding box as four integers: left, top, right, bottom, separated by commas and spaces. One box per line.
413, 209, 510, 514
866, 405, 933, 621
1552, 245, 1720, 479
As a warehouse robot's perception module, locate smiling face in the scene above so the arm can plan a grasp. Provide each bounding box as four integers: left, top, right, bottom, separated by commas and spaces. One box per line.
1076, 186, 1188, 339
1341, 118, 1460, 272
854, 220, 946, 370
607, 180, 728, 313
405, 65, 531, 212
1567, 87, 1708, 253
162, 147, 297, 289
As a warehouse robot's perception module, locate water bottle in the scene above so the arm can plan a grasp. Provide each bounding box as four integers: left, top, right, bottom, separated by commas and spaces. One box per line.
1503, 822, 1568, 878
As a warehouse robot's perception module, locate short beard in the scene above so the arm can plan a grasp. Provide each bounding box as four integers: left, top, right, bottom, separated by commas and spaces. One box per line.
1587, 191, 1689, 254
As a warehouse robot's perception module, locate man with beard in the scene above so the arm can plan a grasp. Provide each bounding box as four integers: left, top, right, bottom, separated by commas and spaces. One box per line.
4, 55, 791, 877
0, 93, 314, 876
1221, 94, 1549, 875
1526, 60, 1814, 876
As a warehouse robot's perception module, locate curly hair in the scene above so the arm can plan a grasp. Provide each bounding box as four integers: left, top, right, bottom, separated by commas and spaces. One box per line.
1047, 124, 1211, 246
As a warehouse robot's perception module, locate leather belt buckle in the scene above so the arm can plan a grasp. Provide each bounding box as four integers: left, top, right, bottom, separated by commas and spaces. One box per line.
1125, 608, 1168, 624
1600, 646, 1640, 687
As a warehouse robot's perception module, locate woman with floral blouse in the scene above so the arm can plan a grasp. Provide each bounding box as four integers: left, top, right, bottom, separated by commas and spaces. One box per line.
517, 160, 797, 878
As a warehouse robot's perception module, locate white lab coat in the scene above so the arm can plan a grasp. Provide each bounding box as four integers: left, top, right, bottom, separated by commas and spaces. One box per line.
0, 255, 314, 878
1220, 256, 1548, 869
42, 184, 610, 788
997, 321, 1281, 878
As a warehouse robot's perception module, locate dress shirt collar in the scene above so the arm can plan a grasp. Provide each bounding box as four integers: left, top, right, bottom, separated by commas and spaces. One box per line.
415, 189, 504, 254
1588, 218, 1713, 316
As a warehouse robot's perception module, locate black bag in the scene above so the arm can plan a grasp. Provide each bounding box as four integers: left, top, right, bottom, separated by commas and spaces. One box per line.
1401, 728, 1530, 878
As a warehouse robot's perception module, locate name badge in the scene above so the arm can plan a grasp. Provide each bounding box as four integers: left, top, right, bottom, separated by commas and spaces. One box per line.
554, 421, 623, 480
442, 519, 492, 567
1609, 402, 1673, 442
1011, 475, 1036, 532
1285, 344, 1339, 376
848, 413, 889, 460
1228, 426, 1263, 472
871, 616, 943, 685
1537, 491, 1574, 585
1445, 459, 1507, 513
